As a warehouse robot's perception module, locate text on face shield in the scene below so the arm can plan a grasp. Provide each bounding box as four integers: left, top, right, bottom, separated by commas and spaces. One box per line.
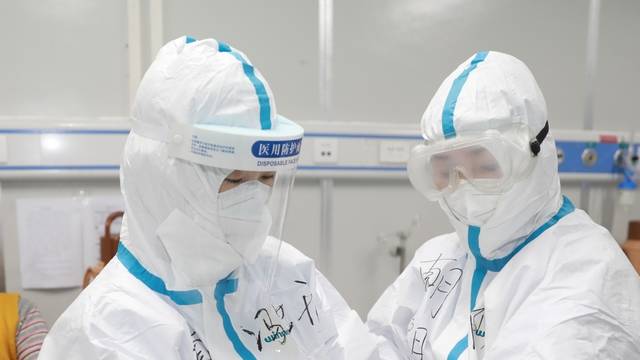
252, 139, 303, 158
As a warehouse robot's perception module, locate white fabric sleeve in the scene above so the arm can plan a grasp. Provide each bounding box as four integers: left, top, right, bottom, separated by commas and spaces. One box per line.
366, 255, 430, 360
314, 269, 404, 360
39, 295, 196, 359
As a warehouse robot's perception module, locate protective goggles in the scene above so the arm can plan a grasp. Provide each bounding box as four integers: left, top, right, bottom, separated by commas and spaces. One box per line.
408, 122, 549, 200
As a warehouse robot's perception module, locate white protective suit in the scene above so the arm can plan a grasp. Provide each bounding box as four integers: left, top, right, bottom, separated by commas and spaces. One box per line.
40, 36, 377, 359
367, 51, 640, 359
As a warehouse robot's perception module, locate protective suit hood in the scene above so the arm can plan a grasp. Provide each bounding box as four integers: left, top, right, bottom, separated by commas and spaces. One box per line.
420, 51, 562, 259
120, 36, 291, 290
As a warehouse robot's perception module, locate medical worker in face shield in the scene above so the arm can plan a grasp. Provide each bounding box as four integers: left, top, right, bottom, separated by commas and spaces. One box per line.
367, 51, 640, 359
39, 36, 378, 359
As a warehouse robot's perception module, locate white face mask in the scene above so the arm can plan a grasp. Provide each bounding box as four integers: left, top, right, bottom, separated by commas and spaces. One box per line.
218, 181, 273, 263
156, 208, 242, 288
442, 181, 501, 226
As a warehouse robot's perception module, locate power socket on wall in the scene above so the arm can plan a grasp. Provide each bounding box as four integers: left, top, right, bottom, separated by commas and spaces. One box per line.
313, 138, 338, 163
379, 140, 411, 164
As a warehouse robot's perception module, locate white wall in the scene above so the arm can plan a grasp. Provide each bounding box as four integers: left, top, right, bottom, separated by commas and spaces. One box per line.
162, 0, 323, 122
332, 0, 591, 126
595, 0, 640, 132
1, 0, 639, 324
0, 0, 129, 117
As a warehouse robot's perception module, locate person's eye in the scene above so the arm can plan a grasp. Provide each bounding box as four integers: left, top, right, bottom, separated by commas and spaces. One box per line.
261, 174, 275, 181
224, 178, 243, 184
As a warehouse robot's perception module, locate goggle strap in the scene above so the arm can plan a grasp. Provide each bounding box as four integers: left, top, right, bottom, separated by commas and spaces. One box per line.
529, 121, 549, 156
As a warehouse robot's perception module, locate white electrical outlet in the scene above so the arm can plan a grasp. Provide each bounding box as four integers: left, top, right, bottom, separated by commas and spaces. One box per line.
379, 141, 411, 164
314, 138, 338, 163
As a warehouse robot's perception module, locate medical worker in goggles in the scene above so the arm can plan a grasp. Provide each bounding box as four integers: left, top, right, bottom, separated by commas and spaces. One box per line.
367, 51, 640, 359
39, 36, 378, 359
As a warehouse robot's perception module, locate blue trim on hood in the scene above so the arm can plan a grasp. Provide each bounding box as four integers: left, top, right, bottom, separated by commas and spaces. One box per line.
117, 242, 203, 305
448, 195, 575, 358
214, 277, 257, 360
441, 51, 489, 139
182, 37, 272, 130
468, 195, 574, 309
469, 266, 488, 311
468, 195, 575, 273
447, 336, 468, 360
218, 41, 272, 131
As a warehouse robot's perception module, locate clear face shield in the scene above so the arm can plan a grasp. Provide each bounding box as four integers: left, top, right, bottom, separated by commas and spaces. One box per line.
215, 167, 297, 289
408, 123, 548, 201
166, 117, 303, 291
